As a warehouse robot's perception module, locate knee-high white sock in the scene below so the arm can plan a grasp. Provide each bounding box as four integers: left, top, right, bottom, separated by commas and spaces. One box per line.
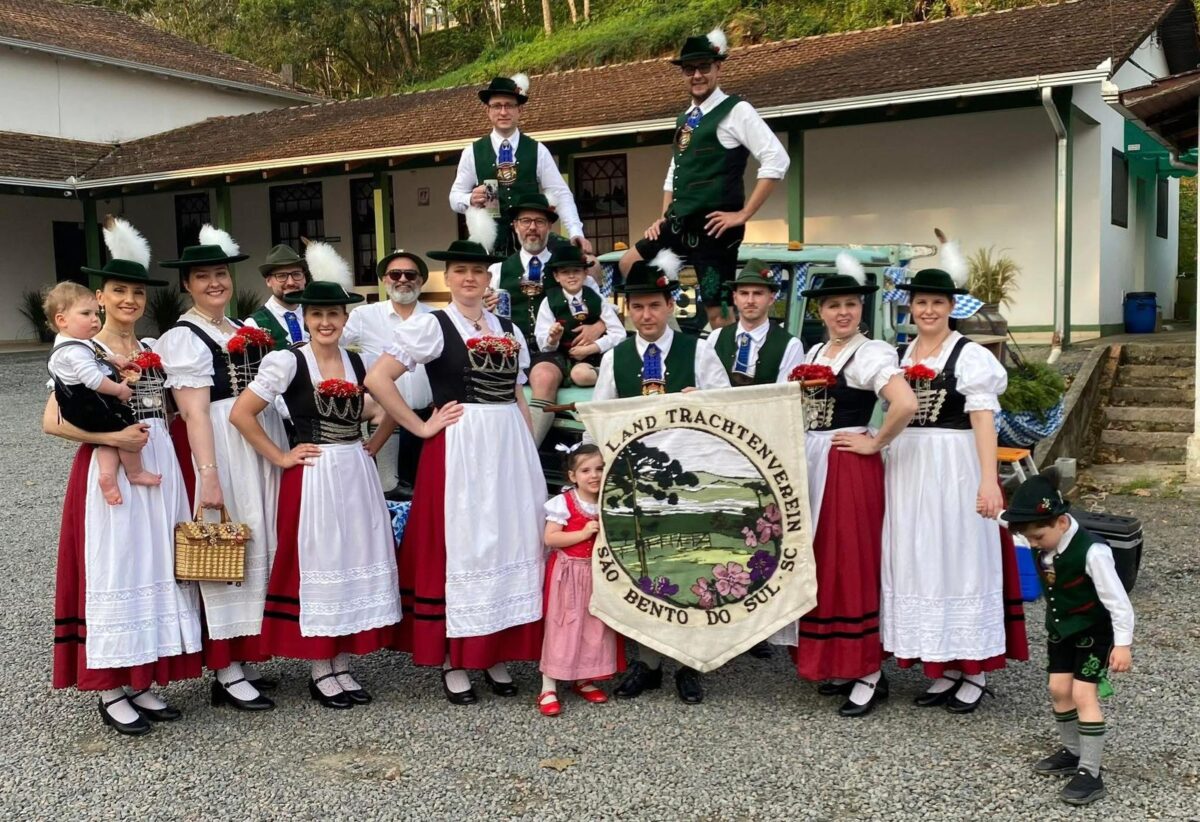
442, 655, 471, 693
216, 662, 261, 701
848, 670, 882, 706
540, 674, 557, 695
125, 686, 166, 710
333, 652, 362, 691
925, 670, 963, 694
486, 662, 512, 684
311, 659, 343, 697
955, 672, 986, 704
529, 404, 555, 446
100, 687, 140, 723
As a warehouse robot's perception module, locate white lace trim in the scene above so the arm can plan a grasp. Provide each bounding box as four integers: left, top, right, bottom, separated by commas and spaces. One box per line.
448, 590, 541, 618
88, 580, 183, 604
301, 591, 401, 616
963, 393, 1001, 413
300, 561, 396, 585
299, 609, 401, 639
881, 590, 1006, 660
445, 557, 543, 585
162, 375, 215, 390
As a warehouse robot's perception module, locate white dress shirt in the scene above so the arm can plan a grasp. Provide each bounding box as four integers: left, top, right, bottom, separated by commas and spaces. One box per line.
488, 248, 601, 294
533, 288, 626, 354
1042, 517, 1136, 647
450, 128, 586, 240
592, 327, 731, 401
702, 320, 805, 382
662, 88, 790, 192
243, 296, 309, 344
48, 333, 106, 389
342, 299, 434, 409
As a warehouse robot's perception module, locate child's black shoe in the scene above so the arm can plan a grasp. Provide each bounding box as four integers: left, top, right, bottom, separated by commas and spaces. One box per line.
1033, 748, 1080, 776
1060, 769, 1107, 805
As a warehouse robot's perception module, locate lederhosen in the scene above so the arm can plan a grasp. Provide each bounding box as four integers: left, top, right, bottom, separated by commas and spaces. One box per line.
472, 135, 540, 258
49, 341, 136, 433
712, 323, 791, 387
532, 287, 605, 383
279, 348, 366, 446
1040, 526, 1114, 683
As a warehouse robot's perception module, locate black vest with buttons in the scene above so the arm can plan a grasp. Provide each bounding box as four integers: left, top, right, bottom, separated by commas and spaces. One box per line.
804, 344, 878, 432
173, 319, 259, 403
424, 310, 520, 406
901, 336, 972, 430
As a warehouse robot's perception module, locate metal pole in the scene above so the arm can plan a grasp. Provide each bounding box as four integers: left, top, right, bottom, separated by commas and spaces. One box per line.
1189, 104, 1200, 482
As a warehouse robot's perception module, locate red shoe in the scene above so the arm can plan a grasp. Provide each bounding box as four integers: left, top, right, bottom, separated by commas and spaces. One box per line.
537, 690, 561, 717
571, 681, 609, 704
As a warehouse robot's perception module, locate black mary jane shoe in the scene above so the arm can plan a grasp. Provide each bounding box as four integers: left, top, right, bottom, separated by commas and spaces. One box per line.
210, 677, 275, 712
746, 641, 774, 660
838, 675, 889, 718
674, 667, 705, 705
442, 670, 478, 705
127, 689, 182, 722
246, 675, 279, 693
913, 676, 963, 707
308, 674, 353, 710
1060, 769, 1107, 805
482, 669, 518, 697
613, 660, 663, 699
98, 694, 152, 737
817, 680, 855, 697
945, 680, 994, 715
332, 671, 372, 705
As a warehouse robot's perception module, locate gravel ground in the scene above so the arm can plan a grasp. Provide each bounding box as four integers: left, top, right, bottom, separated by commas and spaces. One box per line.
1, 351, 1197, 821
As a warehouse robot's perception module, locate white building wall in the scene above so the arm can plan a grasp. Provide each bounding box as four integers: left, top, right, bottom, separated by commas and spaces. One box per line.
0, 49, 299, 143
0, 193, 89, 341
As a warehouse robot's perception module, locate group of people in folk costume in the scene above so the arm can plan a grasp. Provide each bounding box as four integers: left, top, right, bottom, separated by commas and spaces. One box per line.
43, 26, 1134, 809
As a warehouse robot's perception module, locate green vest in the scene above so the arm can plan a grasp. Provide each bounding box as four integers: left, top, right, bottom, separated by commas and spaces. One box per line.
472, 134, 540, 226
712, 323, 792, 385
1038, 525, 1107, 640
546, 287, 604, 353
669, 95, 750, 218
249, 306, 291, 351
497, 253, 546, 342
613, 334, 698, 398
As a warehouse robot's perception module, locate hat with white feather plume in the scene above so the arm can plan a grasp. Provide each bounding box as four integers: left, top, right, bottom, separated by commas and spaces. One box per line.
896, 228, 970, 296
479, 73, 530, 105
82, 215, 168, 286
288, 240, 364, 305
800, 251, 879, 299
672, 28, 730, 64
622, 248, 683, 296
160, 223, 249, 269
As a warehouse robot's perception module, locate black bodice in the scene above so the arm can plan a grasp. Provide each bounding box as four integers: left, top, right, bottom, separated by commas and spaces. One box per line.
280, 348, 367, 446
803, 345, 878, 432
902, 336, 971, 430
424, 310, 520, 406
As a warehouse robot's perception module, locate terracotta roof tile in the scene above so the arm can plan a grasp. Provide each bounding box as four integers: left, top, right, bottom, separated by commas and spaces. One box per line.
0, 130, 113, 181
0, 0, 315, 97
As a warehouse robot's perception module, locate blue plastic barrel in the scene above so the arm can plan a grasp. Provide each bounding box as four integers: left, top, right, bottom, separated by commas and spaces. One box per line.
1123, 291, 1157, 334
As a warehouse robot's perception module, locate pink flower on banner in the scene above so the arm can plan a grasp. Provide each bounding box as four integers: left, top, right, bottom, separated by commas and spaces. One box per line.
691, 578, 716, 609
712, 562, 751, 599
756, 516, 782, 544
763, 503, 781, 523
741, 526, 758, 548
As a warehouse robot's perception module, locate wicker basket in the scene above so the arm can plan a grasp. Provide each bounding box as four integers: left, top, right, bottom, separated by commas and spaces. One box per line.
174, 506, 248, 583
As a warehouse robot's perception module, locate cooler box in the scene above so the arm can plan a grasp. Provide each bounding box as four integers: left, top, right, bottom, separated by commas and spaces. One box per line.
1012, 533, 1042, 602
1073, 511, 1143, 593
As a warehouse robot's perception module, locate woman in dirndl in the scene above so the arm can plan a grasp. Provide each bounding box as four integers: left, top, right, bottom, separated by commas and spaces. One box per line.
154, 225, 286, 711
46, 217, 203, 736
789, 254, 917, 717
881, 244, 1028, 714
366, 239, 546, 706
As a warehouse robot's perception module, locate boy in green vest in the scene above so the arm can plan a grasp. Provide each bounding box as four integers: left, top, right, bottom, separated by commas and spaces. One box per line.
619, 28, 789, 331
244, 244, 311, 350
704, 258, 804, 386
1003, 475, 1134, 806
592, 249, 729, 704
449, 75, 591, 258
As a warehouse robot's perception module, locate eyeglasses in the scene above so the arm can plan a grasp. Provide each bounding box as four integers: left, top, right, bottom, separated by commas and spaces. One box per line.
680, 63, 715, 76
488, 102, 519, 111
383, 269, 422, 282
269, 270, 307, 283
515, 217, 549, 228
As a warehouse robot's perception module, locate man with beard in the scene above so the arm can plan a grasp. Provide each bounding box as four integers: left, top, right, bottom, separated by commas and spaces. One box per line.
341, 250, 433, 499
245, 244, 311, 349
618, 28, 789, 331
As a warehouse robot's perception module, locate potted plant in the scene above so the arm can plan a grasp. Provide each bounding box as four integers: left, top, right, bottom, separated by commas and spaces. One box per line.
19, 289, 54, 343
960, 245, 1020, 338
996, 358, 1066, 448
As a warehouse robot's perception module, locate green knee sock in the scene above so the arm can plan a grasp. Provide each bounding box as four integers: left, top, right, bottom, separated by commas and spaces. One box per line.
1078, 720, 1106, 777
1054, 708, 1080, 755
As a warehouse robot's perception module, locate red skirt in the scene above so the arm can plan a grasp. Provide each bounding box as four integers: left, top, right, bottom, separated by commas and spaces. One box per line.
53, 445, 203, 691
168, 415, 269, 669
261, 463, 396, 659
792, 448, 884, 681
390, 431, 543, 668
895, 521, 1030, 678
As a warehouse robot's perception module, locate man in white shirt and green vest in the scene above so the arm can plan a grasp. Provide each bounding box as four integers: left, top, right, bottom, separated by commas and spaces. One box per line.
619, 28, 789, 331
245, 244, 311, 349
450, 74, 592, 259
704, 258, 805, 386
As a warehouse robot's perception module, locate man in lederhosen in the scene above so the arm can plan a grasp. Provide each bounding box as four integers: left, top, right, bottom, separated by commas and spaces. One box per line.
619, 28, 789, 330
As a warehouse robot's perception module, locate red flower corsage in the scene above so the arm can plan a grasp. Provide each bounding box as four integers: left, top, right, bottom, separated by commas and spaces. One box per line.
466, 335, 520, 357
316, 378, 363, 398
226, 326, 275, 355
788, 364, 836, 385
904, 364, 938, 382
130, 351, 163, 372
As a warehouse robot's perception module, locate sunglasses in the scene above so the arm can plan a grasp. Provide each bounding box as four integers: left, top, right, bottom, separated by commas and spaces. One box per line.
680, 63, 715, 76
383, 269, 422, 282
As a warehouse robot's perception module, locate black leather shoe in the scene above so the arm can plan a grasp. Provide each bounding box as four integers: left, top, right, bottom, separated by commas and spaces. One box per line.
746, 641, 773, 659
442, 670, 477, 705
246, 675, 279, 693
331, 672, 371, 705
128, 689, 182, 722
1034, 748, 1081, 776
818, 680, 855, 697
210, 677, 275, 712
838, 675, 889, 717
309, 675, 353, 709
384, 483, 415, 502
913, 677, 962, 707
1060, 769, 1107, 805
945, 680, 994, 714
483, 669, 518, 697
613, 660, 662, 699
98, 694, 152, 736
675, 667, 704, 704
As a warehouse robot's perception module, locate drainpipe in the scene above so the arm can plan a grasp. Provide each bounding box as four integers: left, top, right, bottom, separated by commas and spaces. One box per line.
1167, 150, 1198, 173
1042, 88, 1069, 346
1189, 104, 1200, 483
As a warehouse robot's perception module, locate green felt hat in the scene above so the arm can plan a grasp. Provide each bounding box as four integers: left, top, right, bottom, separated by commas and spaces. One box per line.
81, 258, 169, 287
285, 280, 364, 306
511, 193, 559, 223
621, 250, 681, 296
258, 244, 308, 276
671, 29, 729, 65
160, 244, 248, 270
1002, 474, 1070, 524
896, 268, 969, 296
801, 252, 878, 298
545, 244, 590, 272
479, 75, 528, 105
427, 240, 505, 265
728, 258, 781, 291
376, 249, 429, 282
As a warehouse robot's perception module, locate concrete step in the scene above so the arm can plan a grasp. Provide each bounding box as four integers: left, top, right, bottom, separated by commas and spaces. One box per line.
1122, 342, 1195, 365
1102, 406, 1195, 433
1109, 385, 1195, 406
1096, 429, 1188, 463
1114, 364, 1195, 388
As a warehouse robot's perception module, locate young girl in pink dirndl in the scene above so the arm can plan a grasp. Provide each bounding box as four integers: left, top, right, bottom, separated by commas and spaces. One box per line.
537, 444, 623, 716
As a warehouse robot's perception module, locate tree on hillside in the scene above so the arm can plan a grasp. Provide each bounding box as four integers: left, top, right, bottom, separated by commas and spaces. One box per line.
605, 438, 699, 579
541, 0, 553, 34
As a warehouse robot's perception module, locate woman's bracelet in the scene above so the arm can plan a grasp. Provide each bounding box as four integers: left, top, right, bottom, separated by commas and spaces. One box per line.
197, 463, 218, 472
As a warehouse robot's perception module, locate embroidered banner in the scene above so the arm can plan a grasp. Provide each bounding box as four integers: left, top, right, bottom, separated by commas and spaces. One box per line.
576, 384, 816, 672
